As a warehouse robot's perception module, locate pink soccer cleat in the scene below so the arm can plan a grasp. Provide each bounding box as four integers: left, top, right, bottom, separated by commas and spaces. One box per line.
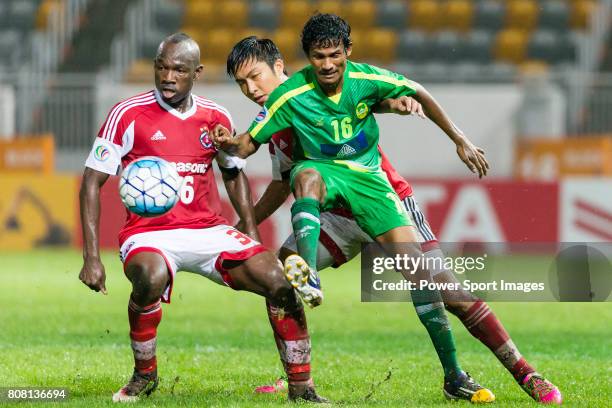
520, 373, 562, 404
254, 377, 288, 394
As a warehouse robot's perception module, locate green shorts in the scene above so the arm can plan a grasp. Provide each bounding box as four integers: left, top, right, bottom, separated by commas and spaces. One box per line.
290, 160, 412, 238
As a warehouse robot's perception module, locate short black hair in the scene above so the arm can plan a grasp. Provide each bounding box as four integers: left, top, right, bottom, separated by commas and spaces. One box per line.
226, 36, 285, 78
301, 13, 352, 55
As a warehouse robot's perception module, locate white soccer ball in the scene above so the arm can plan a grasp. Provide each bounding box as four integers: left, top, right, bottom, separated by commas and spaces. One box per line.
119, 156, 182, 217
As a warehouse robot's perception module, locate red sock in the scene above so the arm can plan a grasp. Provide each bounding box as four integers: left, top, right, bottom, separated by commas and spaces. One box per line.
266, 300, 311, 385
128, 298, 162, 374
461, 300, 535, 381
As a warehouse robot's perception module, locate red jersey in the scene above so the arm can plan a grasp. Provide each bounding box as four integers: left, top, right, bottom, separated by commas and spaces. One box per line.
268, 129, 412, 199
85, 90, 244, 245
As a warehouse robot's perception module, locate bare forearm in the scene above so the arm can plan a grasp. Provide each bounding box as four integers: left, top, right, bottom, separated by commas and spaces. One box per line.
414, 84, 466, 144
223, 170, 260, 240
253, 180, 291, 224
80, 181, 101, 260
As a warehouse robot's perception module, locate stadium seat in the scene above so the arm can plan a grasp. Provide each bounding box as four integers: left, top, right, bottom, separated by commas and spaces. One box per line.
376, 0, 408, 30
526, 29, 558, 63
218, 0, 248, 30
538, 0, 570, 32
200, 29, 237, 64
431, 31, 460, 63
397, 30, 432, 63
139, 29, 167, 59
183, 0, 216, 30
459, 29, 493, 64
494, 28, 529, 64
36, 0, 60, 30
506, 0, 539, 31
9, 0, 37, 31
361, 28, 397, 63
125, 59, 153, 83
154, 1, 183, 34
442, 0, 474, 33
280, 0, 314, 28
571, 0, 597, 30
408, 0, 441, 32
248, 0, 280, 31
473, 0, 505, 31
347, 29, 365, 60
343, 0, 376, 30
271, 27, 302, 63
314, 0, 343, 15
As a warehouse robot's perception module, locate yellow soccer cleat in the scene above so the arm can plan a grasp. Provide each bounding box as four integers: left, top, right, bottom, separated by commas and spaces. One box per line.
284, 254, 323, 308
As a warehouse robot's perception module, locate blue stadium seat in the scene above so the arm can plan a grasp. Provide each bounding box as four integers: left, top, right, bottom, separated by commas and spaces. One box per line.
397, 30, 431, 63
474, 0, 505, 31
249, 0, 279, 31
527, 29, 558, 63
459, 29, 493, 64
154, 1, 184, 33
8, 0, 37, 31
539, 0, 570, 32
376, 0, 408, 30
431, 31, 460, 63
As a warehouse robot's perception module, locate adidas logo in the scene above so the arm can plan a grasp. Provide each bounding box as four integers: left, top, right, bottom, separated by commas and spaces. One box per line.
151, 130, 166, 141
338, 144, 356, 157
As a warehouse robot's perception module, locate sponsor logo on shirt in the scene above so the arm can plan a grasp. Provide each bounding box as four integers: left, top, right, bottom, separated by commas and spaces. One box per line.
314, 117, 325, 127
94, 145, 110, 161
169, 161, 208, 174
356, 102, 369, 119
151, 130, 167, 141
338, 144, 357, 157
199, 127, 213, 148
255, 106, 268, 122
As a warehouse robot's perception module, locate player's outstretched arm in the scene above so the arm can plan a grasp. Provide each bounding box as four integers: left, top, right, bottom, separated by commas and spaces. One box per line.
211, 124, 260, 159
253, 179, 292, 224
413, 82, 490, 178
221, 167, 261, 242
375, 96, 426, 118
79, 167, 110, 294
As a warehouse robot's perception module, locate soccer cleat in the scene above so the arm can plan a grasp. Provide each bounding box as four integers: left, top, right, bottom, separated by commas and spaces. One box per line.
288, 380, 329, 403
112, 369, 158, 403
443, 371, 495, 403
520, 373, 562, 404
254, 377, 288, 394
284, 255, 323, 308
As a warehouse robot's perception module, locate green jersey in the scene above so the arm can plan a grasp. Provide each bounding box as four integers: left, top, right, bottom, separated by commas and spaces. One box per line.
248, 60, 417, 172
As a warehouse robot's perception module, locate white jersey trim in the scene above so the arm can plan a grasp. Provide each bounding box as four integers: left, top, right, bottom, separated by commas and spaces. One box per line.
102, 92, 155, 141
154, 89, 197, 120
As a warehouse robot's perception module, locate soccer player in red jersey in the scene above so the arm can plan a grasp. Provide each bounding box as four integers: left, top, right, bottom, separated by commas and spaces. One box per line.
78, 33, 326, 403
224, 36, 561, 405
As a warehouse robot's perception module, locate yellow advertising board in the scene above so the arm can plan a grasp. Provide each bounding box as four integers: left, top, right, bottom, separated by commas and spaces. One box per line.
0, 174, 76, 250
0, 135, 55, 173
515, 136, 612, 180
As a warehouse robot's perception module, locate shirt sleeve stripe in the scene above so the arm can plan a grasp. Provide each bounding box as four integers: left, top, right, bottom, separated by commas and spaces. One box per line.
250, 83, 315, 138
348, 72, 417, 90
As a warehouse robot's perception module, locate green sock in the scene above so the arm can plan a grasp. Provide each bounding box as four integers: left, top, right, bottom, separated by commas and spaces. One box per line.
290, 198, 321, 271
413, 295, 462, 379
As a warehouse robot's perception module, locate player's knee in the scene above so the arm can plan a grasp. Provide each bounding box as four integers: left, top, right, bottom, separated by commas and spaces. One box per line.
127, 262, 168, 301
293, 168, 323, 199
266, 265, 293, 303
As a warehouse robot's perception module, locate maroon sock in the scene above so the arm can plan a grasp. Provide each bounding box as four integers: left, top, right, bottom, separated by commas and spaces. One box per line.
461, 300, 535, 381
128, 298, 162, 374
266, 300, 311, 385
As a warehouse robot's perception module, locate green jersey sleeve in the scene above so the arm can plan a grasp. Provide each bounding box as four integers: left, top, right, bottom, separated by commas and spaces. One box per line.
349, 63, 418, 102
247, 84, 294, 144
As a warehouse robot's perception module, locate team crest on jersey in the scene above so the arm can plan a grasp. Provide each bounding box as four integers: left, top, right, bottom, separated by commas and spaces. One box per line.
200, 127, 213, 148
356, 102, 369, 119
255, 106, 268, 122
94, 145, 110, 161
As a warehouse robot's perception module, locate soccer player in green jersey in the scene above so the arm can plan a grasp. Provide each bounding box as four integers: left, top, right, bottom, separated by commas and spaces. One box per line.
212, 13, 499, 403
224, 35, 562, 405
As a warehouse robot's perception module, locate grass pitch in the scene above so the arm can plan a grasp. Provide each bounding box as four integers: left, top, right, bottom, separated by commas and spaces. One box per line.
1, 249, 610, 407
